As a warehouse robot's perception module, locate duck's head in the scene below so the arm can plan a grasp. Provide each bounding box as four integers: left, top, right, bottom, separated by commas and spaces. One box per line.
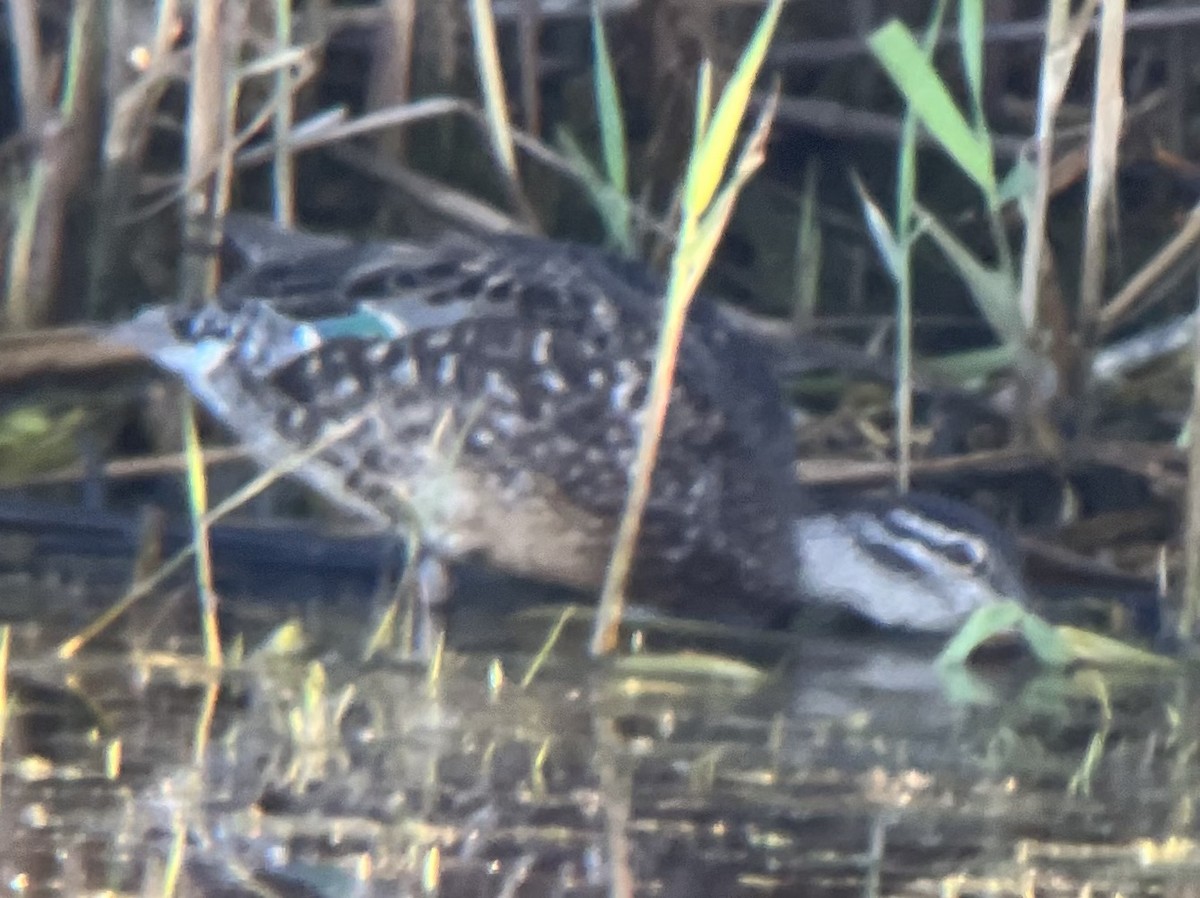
791, 491, 1027, 632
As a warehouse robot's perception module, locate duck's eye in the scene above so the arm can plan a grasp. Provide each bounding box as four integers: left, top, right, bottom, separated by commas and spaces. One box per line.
883, 507, 990, 572
940, 537, 986, 570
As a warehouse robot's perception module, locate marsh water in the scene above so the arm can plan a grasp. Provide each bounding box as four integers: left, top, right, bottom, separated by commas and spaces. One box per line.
1, 502, 1198, 898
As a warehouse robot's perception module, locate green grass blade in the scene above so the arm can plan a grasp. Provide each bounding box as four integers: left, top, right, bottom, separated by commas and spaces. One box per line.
938, 601, 1179, 670
921, 344, 1017, 383
694, 60, 713, 146
591, 0, 628, 200
936, 601, 1033, 667
1055, 627, 1178, 671
592, 89, 778, 656
613, 651, 766, 690
183, 399, 223, 666
468, 0, 518, 179
868, 18, 996, 199
998, 154, 1037, 210
958, 0, 985, 123
683, 0, 783, 218
851, 173, 903, 284
182, 403, 212, 598
792, 160, 823, 325
557, 127, 633, 252
677, 93, 776, 302
915, 202, 1021, 343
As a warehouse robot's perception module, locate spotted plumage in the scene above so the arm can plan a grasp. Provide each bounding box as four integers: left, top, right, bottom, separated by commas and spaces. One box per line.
113, 219, 805, 618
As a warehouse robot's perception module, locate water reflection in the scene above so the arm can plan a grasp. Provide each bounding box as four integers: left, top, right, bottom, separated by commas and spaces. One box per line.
1, 554, 1197, 898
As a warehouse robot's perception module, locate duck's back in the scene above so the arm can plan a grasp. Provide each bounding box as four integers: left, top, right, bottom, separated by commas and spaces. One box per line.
114, 227, 801, 616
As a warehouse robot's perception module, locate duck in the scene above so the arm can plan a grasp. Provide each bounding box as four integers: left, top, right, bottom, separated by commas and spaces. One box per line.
109, 215, 1026, 632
